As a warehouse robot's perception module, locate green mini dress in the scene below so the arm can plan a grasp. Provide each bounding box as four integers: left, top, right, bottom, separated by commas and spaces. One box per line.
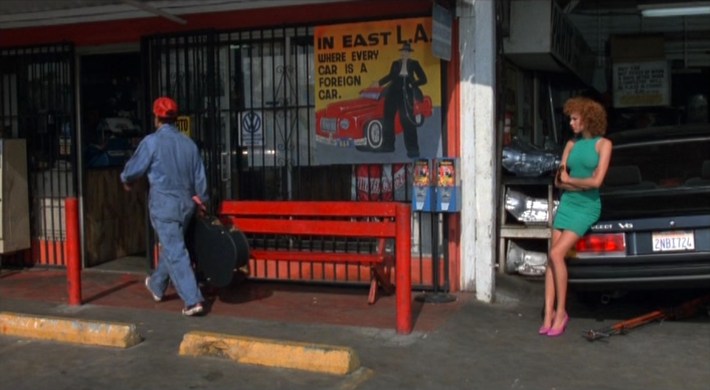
553, 136, 601, 236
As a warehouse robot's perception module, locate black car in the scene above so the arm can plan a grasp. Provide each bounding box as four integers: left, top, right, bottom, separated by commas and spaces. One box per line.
567, 123, 710, 290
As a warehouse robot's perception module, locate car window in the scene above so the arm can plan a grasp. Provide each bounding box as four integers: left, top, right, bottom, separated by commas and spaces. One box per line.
608, 137, 710, 189
600, 134, 710, 219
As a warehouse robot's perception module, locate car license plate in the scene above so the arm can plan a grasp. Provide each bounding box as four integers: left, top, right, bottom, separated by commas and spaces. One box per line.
320, 118, 337, 132
651, 230, 695, 252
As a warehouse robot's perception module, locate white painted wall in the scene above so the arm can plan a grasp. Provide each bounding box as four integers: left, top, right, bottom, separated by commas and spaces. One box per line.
458, 0, 497, 302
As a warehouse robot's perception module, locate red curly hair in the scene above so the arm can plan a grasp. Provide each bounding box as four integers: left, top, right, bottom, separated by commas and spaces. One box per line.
563, 96, 607, 136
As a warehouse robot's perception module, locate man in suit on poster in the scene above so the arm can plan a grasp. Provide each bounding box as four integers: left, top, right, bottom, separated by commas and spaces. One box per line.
374, 42, 428, 158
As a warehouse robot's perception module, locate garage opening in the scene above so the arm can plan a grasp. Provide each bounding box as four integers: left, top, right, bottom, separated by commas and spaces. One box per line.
79, 52, 148, 272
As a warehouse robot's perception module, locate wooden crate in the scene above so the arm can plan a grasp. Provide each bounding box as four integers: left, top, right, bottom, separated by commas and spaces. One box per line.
84, 168, 146, 266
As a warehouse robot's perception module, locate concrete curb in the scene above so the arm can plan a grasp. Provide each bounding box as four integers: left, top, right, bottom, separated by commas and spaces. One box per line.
0, 312, 142, 348
179, 330, 360, 375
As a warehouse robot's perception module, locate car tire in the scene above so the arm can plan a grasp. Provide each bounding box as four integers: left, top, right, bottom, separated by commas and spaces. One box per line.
365, 120, 384, 150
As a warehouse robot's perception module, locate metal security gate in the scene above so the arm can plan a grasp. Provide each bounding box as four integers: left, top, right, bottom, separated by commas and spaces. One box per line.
0, 43, 77, 266
142, 31, 223, 206
143, 27, 444, 291
144, 27, 353, 203
219, 27, 328, 201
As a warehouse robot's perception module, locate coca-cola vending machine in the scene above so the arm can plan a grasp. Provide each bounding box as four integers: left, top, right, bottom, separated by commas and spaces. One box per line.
355, 164, 382, 201
355, 164, 407, 201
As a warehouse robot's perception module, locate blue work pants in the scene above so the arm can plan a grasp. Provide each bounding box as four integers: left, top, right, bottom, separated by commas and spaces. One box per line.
147, 214, 203, 307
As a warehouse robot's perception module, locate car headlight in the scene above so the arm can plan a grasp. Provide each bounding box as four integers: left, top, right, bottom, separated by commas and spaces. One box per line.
506, 240, 547, 276
339, 119, 350, 130
505, 188, 558, 224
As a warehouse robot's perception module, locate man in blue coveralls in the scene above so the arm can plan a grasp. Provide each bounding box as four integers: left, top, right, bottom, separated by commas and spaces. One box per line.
121, 96, 208, 316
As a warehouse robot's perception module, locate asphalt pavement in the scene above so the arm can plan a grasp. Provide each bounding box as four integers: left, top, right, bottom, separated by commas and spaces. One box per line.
1, 270, 709, 390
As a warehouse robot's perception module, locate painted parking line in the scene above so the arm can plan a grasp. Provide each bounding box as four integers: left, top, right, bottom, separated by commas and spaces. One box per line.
179, 330, 360, 375
0, 312, 142, 348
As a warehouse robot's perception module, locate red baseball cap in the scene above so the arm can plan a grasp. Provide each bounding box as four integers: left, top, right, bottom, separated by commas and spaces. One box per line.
153, 97, 178, 118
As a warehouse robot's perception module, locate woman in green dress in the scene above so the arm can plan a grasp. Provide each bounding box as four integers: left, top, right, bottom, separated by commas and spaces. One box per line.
540, 97, 613, 337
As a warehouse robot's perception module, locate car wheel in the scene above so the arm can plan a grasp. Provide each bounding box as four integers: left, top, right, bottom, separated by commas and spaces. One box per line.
366, 120, 384, 150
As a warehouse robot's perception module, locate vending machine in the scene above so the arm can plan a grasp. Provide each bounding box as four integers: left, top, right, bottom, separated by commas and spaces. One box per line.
434, 158, 461, 213
412, 159, 433, 212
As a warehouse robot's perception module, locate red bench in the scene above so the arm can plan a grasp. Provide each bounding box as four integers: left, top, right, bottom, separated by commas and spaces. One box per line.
218, 200, 413, 334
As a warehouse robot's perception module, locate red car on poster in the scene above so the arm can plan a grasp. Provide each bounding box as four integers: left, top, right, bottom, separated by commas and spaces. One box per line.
315, 86, 433, 152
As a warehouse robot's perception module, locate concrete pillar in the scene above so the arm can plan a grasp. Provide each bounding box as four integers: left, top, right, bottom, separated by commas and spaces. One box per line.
458, 0, 497, 302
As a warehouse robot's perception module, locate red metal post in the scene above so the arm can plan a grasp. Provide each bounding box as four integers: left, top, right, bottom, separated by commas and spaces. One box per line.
153, 243, 160, 269
395, 203, 412, 334
65, 197, 82, 305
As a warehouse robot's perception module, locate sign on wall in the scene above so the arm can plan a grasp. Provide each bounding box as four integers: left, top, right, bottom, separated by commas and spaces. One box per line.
239, 111, 264, 146
176, 115, 192, 137
314, 17, 442, 164
432, 3, 452, 61
613, 60, 670, 108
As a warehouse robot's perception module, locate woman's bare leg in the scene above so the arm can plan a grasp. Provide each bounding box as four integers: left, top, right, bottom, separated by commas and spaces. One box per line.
542, 229, 562, 329
548, 230, 580, 330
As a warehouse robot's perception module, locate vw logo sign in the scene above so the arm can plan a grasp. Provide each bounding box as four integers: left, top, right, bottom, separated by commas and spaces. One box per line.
242, 111, 261, 134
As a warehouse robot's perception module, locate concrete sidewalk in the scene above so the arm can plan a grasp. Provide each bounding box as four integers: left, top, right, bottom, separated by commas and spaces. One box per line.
1, 268, 709, 390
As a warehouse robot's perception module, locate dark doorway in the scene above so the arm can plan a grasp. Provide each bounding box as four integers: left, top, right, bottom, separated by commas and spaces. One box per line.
79, 52, 147, 271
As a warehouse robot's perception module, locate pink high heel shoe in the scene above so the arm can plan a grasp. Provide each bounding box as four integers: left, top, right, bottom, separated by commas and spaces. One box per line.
538, 311, 555, 335
547, 314, 569, 337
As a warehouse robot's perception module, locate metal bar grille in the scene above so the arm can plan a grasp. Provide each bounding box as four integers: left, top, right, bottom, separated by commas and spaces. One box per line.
143, 26, 442, 290
0, 43, 76, 266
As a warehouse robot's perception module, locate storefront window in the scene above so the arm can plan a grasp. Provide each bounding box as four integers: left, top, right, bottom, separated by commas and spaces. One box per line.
228, 30, 316, 171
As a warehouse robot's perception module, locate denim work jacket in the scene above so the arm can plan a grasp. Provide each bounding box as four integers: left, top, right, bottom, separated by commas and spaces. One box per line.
120, 124, 209, 223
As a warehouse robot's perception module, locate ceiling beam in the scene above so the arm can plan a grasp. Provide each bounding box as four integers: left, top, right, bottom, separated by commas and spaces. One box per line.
0, 0, 353, 29
121, 0, 186, 25
563, 0, 581, 14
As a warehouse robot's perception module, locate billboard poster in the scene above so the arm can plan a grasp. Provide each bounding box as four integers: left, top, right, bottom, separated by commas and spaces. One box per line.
314, 18, 442, 164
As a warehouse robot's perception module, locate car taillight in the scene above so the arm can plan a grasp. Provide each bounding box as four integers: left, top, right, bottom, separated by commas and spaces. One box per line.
573, 233, 626, 258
